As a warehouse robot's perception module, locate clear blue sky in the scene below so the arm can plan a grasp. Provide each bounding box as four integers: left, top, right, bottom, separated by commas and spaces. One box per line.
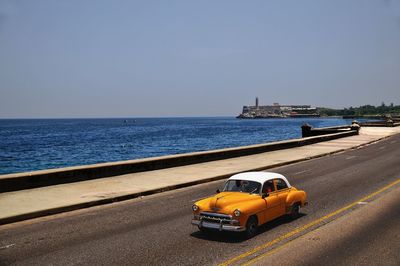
1, 0, 399, 118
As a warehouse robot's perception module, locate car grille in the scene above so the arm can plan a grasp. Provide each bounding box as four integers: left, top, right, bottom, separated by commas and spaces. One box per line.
199, 212, 233, 225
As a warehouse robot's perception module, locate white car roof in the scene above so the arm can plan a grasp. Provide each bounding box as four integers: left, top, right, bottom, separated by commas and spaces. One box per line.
228, 172, 291, 187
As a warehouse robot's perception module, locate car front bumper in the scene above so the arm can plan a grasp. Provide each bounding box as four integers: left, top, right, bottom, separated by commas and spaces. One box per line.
191, 219, 246, 232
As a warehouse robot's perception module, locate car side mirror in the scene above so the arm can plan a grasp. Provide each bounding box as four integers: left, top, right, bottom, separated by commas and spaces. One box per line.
216, 189, 220, 194
262, 193, 269, 199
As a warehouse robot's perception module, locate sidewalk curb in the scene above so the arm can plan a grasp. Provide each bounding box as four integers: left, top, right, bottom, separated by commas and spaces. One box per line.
0, 135, 391, 226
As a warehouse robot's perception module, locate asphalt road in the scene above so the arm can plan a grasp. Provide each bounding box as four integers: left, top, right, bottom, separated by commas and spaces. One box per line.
251, 184, 400, 266
1, 134, 399, 266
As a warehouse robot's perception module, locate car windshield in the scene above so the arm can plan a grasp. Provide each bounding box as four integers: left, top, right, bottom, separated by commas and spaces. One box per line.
223, 180, 261, 194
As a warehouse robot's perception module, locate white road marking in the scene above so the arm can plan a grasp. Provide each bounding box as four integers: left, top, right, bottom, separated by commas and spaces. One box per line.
0, 244, 15, 250
379, 146, 386, 150
357, 202, 368, 205
346, 156, 357, 160
293, 170, 310, 175
390, 140, 397, 144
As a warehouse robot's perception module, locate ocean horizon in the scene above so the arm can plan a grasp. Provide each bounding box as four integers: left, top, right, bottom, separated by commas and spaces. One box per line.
1, 117, 354, 175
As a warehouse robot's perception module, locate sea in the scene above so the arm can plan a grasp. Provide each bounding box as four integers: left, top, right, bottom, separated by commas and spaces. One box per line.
0, 117, 355, 175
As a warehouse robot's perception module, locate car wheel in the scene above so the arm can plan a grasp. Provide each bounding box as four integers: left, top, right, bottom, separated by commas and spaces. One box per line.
290, 203, 300, 219
244, 216, 258, 239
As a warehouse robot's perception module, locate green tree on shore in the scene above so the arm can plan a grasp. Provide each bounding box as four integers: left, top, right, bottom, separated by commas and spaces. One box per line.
317, 103, 400, 117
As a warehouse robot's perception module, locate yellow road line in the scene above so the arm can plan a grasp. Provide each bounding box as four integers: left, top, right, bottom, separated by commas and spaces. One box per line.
219, 178, 400, 266
241, 237, 295, 266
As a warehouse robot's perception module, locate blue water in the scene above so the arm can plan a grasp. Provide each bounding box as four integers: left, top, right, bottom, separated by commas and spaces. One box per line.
0, 117, 353, 175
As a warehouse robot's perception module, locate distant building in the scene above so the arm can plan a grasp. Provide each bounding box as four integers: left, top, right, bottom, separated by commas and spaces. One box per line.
237, 97, 319, 118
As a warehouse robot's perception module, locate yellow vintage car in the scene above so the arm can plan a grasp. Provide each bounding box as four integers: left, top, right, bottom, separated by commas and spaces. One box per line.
191, 172, 307, 238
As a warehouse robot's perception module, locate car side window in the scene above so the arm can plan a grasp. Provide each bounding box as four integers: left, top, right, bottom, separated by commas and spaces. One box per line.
275, 179, 288, 190
262, 180, 275, 194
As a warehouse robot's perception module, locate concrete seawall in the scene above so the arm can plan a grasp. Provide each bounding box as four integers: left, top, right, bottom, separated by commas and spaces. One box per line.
301, 124, 360, 137
360, 121, 400, 127
0, 130, 358, 193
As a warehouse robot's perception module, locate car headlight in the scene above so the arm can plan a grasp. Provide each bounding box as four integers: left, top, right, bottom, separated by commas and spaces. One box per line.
233, 209, 241, 217
192, 204, 199, 212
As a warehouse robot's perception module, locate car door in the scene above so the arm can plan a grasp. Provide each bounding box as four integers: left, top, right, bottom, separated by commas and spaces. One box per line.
261, 180, 281, 222
274, 178, 291, 216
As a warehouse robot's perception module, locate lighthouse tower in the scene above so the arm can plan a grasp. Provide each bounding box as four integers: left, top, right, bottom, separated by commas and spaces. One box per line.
255, 97, 259, 108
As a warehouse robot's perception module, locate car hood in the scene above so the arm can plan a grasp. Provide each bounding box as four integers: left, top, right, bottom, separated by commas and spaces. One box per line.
203, 192, 259, 213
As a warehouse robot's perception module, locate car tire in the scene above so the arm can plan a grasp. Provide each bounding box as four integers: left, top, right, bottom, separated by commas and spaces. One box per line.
290, 203, 300, 219
244, 216, 258, 239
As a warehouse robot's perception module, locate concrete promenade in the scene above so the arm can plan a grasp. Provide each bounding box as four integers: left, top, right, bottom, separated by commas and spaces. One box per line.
1, 127, 399, 224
